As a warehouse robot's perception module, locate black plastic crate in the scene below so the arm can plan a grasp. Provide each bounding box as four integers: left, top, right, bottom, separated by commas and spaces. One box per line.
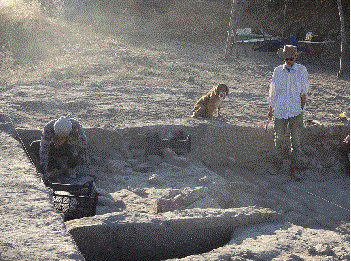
53, 190, 98, 221
50, 180, 98, 221
49, 181, 95, 196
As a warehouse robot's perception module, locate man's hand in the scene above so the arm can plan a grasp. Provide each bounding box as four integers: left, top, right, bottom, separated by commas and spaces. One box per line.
267, 106, 274, 120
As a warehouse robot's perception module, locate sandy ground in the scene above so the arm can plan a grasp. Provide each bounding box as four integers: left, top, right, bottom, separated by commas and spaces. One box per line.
0, 18, 350, 260
1, 19, 349, 130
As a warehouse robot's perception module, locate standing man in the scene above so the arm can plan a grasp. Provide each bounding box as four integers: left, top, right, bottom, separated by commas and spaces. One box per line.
267, 45, 309, 178
29, 116, 88, 182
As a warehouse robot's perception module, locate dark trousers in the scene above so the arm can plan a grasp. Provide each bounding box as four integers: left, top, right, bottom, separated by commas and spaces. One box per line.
29, 140, 80, 172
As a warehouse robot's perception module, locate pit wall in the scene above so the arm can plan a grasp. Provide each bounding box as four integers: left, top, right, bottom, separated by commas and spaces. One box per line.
0, 132, 85, 261
65, 207, 282, 261
16, 123, 349, 169
14, 122, 349, 183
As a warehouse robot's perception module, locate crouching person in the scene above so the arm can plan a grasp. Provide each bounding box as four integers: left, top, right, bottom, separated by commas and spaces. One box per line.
29, 116, 88, 183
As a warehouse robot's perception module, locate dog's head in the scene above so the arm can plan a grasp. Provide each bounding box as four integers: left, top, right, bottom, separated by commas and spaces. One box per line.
213, 84, 229, 98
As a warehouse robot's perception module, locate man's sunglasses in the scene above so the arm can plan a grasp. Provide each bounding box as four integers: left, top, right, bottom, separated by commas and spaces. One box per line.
285, 57, 295, 61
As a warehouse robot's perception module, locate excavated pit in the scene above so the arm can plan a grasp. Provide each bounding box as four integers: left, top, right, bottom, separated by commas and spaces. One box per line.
68, 218, 233, 261
13, 123, 349, 261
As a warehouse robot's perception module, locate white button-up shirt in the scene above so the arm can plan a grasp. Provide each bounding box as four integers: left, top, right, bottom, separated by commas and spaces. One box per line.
268, 63, 309, 119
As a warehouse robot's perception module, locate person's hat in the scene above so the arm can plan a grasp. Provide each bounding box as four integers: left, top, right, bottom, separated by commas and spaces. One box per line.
277, 45, 300, 59
54, 116, 72, 137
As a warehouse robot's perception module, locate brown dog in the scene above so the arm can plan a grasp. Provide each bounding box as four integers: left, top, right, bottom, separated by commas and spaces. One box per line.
192, 84, 229, 118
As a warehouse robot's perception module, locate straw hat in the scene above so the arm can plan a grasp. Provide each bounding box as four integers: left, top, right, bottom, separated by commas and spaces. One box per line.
277, 45, 300, 59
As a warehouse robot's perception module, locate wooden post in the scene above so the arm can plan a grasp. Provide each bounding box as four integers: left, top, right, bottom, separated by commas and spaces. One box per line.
282, 1, 288, 39
337, 0, 346, 78
225, 0, 237, 61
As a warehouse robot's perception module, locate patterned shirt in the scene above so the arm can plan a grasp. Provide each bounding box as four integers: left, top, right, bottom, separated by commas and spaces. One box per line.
39, 118, 87, 171
268, 63, 309, 119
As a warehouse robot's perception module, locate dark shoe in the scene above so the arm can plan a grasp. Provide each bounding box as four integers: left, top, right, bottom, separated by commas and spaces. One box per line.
289, 165, 303, 181
268, 163, 282, 175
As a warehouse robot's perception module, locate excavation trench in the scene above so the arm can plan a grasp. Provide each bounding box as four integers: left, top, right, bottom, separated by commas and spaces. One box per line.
14, 124, 275, 260
14, 123, 348, 261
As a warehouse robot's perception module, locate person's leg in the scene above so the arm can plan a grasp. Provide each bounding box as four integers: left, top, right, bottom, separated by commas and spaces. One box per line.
339, 135, 350, 175
273, 117, 288, 165
29, 140, 41, 166
288, 113, 305, 168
